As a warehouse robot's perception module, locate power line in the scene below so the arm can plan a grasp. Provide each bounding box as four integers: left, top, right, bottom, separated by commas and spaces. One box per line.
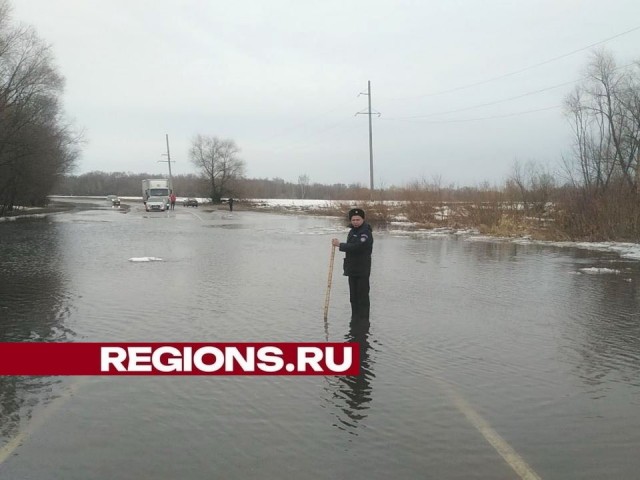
265, 117, 360, 153
382, 24, 640, 102
386, 79, 576, 120
259, 96, 360, 145
381, 105, 561, 124
385, 62, 636, 121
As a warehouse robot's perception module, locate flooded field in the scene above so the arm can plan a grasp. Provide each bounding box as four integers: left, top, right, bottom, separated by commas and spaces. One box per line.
1, 199, 639, 479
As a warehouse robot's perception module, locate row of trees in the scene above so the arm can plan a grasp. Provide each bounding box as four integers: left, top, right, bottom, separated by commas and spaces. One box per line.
564, 49, 640, 192
561, 49, 640, 239
55, 172, 207, 198
54, 170, 375, 201
0, 1, 79, 214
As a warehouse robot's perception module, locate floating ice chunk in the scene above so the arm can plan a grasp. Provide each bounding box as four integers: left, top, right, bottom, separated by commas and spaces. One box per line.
128, 257, 163, 262
579, 267, 620, 274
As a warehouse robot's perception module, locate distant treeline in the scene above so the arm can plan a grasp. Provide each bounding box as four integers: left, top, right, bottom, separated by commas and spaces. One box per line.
55, 172, 208, 198
53, 171, 376, 200
51, 169, 552, 206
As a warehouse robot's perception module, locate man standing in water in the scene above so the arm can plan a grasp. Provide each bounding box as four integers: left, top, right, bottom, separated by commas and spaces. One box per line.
332, 208, 373, 321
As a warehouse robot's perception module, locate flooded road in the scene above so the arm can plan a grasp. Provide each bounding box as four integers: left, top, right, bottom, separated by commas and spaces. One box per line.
1, 200, 640, 479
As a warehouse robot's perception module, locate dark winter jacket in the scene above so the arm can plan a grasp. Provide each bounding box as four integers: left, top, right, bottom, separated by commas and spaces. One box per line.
339, 222, 373, 277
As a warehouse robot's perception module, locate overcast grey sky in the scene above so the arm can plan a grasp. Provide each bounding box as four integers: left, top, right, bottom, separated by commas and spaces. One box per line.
9, 0, 640, 187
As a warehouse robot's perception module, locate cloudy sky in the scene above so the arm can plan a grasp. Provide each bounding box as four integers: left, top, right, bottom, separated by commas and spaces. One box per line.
8, 0, 640, 187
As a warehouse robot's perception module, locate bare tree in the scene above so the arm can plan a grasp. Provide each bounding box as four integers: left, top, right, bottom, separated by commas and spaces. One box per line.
619, 60, 640, 192
189, 135, 245, 203
509, 159, 556, 218
564, 49, 639, 193
298, 174, 309, 199
557, 49, 640, 239
510, 160, 529, 211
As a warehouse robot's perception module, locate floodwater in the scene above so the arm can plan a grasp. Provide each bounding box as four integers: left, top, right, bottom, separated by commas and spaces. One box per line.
1, 199, 640, 479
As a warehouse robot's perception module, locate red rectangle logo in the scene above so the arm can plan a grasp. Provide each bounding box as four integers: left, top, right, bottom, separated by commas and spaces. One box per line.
0, 343, 359, 376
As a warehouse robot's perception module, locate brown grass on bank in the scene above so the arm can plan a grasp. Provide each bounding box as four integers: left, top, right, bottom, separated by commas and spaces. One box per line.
251, 198, 545, 238
322, 201, 400, 227
238, 182, 640, 243
548, 185, 640, 242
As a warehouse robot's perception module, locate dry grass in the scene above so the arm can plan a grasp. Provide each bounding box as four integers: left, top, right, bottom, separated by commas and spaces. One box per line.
318, 201, 400, 227
238, 183, 640, 242
308, 200, 540, 237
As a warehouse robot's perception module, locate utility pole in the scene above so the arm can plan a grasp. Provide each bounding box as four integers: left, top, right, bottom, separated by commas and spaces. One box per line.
159, 133, 174, 189
356, 81, 380, 195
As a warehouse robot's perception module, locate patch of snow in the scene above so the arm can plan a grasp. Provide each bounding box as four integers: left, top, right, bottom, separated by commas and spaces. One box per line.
0, 213, 49, 222
540, 241, 640, 262
578, 267, 621, 274
128, 257, 163, 262
246, 198, 334, 209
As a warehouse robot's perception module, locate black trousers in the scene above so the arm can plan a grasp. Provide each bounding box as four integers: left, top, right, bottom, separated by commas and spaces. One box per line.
348, 275, 370, 321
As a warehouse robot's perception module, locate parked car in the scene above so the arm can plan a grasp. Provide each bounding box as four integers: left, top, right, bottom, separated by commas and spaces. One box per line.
183, 198, 198, 207
106, 195, 121, 206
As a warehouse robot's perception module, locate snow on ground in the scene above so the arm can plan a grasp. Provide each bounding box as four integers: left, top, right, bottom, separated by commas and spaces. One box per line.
246, 198, 334, 209
579, 267, 621, 274
0, 213, 50, 222
572, 242, 640, 261
128, 257, 163, 262
512, 238, 640, 262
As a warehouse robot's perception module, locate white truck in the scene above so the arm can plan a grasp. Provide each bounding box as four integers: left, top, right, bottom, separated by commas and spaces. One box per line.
142, 179, 172, 212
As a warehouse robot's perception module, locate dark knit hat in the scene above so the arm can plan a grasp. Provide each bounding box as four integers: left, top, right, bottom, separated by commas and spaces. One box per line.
348, 208, 365, 219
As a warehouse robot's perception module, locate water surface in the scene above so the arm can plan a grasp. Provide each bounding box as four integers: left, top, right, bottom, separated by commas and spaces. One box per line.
1, 201, 639, 479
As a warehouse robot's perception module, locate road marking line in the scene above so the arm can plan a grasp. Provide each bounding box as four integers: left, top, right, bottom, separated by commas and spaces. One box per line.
439, 380, 543, 480
0, 379, 85, 465
185, 210, 204, 222
0, 431, 27, 464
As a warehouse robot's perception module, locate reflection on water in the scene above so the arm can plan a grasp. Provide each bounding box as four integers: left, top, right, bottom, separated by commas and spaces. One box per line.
565, 265, 640, 391
0, 220, 73, 443
326, 319, 375, 435
0, 221, 74, 342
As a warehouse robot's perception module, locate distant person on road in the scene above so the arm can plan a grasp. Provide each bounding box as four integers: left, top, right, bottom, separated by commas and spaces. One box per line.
170, 193, 176, 210
228, 197, 234, 212
331, 208, 373, 321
